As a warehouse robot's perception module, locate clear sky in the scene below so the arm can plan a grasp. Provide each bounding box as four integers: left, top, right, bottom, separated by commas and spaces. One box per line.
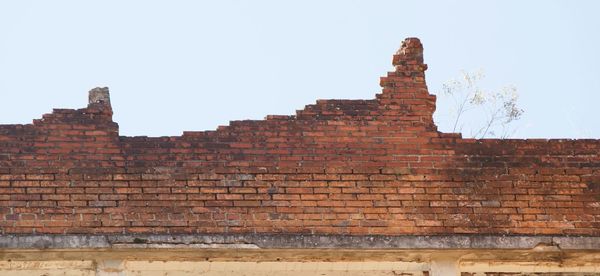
1, 0, 599, 138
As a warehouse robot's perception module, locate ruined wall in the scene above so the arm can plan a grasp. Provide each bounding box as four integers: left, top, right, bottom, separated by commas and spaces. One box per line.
1, 38, 599, 236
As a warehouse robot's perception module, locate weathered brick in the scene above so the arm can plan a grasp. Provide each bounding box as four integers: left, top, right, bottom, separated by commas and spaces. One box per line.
0, 37, 598, 237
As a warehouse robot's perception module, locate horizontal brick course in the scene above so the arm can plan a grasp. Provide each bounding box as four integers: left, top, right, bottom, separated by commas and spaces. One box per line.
1, 38, 599, 236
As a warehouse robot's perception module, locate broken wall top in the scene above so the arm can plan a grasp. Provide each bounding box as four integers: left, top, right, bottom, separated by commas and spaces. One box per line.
0, 38, 599, 237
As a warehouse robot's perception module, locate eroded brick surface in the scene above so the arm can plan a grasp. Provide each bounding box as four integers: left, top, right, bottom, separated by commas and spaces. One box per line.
0, 38, 599, 235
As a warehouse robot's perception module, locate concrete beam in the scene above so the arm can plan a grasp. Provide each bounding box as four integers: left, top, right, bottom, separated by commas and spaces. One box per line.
1, 234, 597, 250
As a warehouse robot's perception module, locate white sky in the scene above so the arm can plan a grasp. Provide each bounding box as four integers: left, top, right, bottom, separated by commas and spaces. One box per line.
1, 0, 599, 138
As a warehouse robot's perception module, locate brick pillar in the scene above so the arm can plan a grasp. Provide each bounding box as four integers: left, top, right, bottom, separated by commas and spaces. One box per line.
377, 37, 437, 131
430, 255, 460, 276
95, 259, 125, 276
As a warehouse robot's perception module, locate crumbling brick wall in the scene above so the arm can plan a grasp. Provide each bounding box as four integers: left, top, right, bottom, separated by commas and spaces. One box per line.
1, 38, 599, 236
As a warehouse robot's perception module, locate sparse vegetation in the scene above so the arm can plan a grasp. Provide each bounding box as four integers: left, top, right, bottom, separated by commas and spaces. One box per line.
437, 70, 524, 138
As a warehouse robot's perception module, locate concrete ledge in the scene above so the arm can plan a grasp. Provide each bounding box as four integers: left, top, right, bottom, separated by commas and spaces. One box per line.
1, 234, 599, 250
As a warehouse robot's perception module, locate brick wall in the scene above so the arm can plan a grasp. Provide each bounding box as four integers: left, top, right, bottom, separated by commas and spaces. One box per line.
1, 38, 599, 236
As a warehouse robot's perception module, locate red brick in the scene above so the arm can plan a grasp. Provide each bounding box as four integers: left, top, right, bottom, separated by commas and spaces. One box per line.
0, 37, 598, 237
